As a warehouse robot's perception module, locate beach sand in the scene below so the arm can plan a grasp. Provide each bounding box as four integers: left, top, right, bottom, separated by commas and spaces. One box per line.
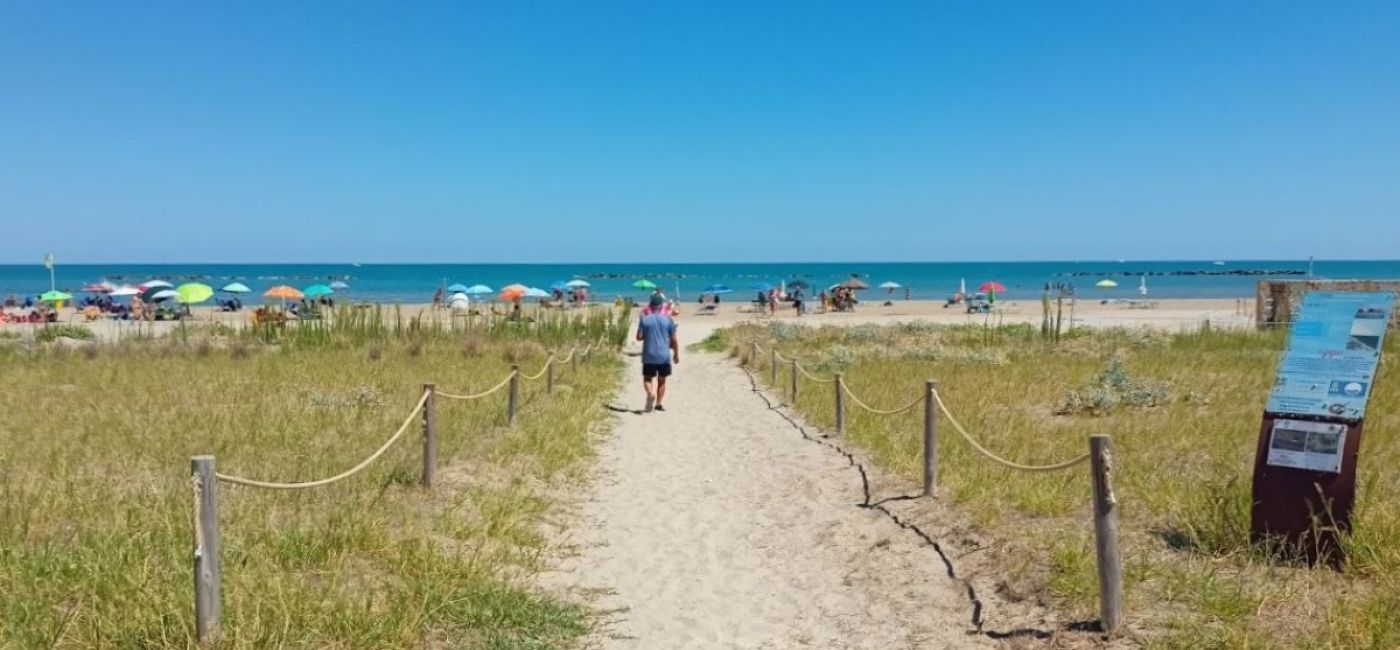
13, 297, 1255, 343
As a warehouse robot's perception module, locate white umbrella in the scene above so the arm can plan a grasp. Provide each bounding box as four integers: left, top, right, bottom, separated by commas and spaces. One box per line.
141, 280, 174, 289
878, 281, 902, 289
110, 285, 140, 297
524, 287, 550, 299
564, 279, 590, 289
148, 289, 179, 302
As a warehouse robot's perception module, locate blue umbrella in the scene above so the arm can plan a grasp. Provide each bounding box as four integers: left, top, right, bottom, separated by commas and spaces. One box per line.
304, 284, 334, 298
463, 284, 493, 295
703, 284, 733, 295
447, 283, 469, 293
549, 281, 569, 291
220, 282, 251, 294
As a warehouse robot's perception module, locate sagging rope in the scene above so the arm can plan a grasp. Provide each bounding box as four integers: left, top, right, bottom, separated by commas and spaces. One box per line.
216, 390, 431, 489
795, 362, 837, 384
435, 372, 517, 401
932, 390, 1090, 472
519, 356, 554, 381
841, 382, 926, 415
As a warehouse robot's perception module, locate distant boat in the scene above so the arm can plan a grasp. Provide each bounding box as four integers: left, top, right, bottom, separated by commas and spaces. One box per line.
351, 262, 362, 267
1212, 260, 1226, 266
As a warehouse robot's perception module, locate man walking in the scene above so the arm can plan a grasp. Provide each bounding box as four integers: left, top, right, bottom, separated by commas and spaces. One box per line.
636, 293, 679, 412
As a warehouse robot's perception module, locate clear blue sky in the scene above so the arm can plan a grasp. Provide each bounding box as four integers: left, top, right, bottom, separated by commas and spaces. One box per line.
2, 1, 1397, 263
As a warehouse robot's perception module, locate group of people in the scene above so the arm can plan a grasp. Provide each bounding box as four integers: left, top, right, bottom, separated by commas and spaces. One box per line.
825, 286, 859, 312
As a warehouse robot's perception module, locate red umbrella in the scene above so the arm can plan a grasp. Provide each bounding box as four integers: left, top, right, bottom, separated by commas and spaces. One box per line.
978, 281, 1006, 293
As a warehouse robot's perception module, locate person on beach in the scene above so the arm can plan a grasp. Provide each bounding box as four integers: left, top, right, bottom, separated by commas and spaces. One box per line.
636, 293, 679, 412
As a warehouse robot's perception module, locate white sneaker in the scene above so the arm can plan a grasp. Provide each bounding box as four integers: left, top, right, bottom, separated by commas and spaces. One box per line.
645, 394, 655, 413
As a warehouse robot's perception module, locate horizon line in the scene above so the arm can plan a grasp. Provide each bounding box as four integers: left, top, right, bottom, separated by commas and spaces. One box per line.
0, 258, 1384, 267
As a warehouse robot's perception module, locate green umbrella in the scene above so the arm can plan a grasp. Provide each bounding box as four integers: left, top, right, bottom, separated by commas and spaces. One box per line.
303, 284, 334, 298
40, 290, 73, 302
176, 283, 214, 304
633, 279, 658, 290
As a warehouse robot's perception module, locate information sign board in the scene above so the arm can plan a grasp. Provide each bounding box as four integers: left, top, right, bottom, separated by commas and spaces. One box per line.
1265, 419, 1347, 473
1265, 292, 1395, 420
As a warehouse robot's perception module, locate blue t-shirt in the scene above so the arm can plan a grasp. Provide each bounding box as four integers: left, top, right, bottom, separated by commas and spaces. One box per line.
638, 313, 677, 365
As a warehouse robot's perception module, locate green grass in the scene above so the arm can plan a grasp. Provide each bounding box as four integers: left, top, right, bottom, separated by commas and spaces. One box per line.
0, 324, 623, 648
727, 321, 1400, 649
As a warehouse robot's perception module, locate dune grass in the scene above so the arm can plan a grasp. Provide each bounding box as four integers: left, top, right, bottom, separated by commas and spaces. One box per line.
720, 321, 1400, 649
0, 318, 624, 648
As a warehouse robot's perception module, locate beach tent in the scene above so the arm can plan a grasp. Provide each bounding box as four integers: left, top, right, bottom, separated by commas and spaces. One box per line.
463, 284, 493, 296
175, 283, 214, 305
565, 279, 591, 289
220, 282, 251, 294
446, 283, 470, 293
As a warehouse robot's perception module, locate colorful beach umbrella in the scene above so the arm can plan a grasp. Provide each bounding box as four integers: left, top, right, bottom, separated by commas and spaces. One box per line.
633, 279, 658, 290
220, 282, 251, 294
463, 284, 493, 296
303, 284, 334, 298
264, 285, 304, 300
500, 284, 528, 301
40, 290, 73, 302
175, 283, 214, 305
979, 281, 1007, 293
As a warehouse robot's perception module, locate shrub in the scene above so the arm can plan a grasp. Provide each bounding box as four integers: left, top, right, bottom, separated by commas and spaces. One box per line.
1055, 355, 1170, 416
35, 324, 95, 343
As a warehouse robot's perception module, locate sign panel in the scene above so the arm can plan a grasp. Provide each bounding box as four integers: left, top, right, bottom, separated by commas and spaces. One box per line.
1265, 292, 1396, 420
1266, 418, 1347, 473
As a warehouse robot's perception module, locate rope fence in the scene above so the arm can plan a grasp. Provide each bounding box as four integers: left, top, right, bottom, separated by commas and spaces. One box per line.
188, 338, 609, 645
744, 337, 1123, 633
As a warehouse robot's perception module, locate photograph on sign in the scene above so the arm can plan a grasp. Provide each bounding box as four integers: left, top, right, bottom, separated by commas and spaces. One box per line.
1266, 419, 1347, 473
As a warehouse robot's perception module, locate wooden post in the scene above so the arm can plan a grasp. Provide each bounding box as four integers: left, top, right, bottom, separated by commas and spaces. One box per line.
1090, 434, 1123, 634
585, 346, 593, 364
769, 349, 778, 386
750, 341, 758, 367
421, 384, 436, 488
546, 358, 555, 395
923, 380, 938, 497
508, 365, 520, 427
790, 358, 799, 402
190, 456, 221, 645
571, 348, 579, 373
834, 373, 845, 434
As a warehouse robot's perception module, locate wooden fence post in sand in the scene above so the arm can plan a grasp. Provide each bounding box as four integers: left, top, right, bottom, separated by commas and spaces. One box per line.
508, 365, 520, 428
1090, 434, 1123, 634
421, 384, 437, 488
790, 358, 799, 402
546, 358, 555, 395
190, 456, 221, 645
834, 373, 845, 434
770, 349, 778, 387
923, 380, 937, 497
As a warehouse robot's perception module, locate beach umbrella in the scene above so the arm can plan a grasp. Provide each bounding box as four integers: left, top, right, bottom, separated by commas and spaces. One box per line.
303, 284, 334, 298
220, 282, 251, 294
978, 281, 1007, 293
40, 290, 73, 302
329, 281, 350, 290
446, 283, 470, 293
1095, 279, 1119, 288
110, 285, 140, 297
500, 284, 528, 301
448, 292, 470, 309
702, 284, 733, 295
837, 277, 869, 290
564, 279, 591, 289
549, 281, 569, 292
264, 285, 304, 300
82, 283, 110, 293
148, 289, 179, 302
140, 280, 174, 290
525, 287, 550, 299
175, 283, 214, 305
633, 279, 658, 290
878, 281, 902, 295
463, 284, 493, 296
786, 279, 811, 291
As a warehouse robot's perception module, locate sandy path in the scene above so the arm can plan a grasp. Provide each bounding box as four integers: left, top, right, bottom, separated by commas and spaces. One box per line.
546, 324, 995, 649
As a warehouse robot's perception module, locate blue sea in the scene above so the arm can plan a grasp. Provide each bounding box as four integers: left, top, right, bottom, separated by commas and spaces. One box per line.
2, 261, 1398, 303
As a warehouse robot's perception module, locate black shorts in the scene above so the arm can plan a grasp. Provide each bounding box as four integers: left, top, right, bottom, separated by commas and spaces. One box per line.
642, 363, 672, 379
